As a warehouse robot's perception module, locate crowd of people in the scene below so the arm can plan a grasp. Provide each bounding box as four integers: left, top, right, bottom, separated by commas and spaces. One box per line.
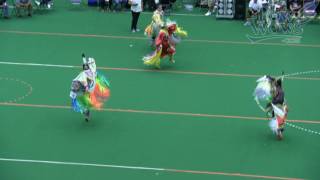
0, 0, 176, 19
2, 0, 320, 22
0, 0, 53, 18
97, 0, 176, 12
244, 0, 320, 31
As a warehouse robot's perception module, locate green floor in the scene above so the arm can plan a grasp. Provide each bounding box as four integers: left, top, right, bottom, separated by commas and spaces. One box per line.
1, 1, 320, 179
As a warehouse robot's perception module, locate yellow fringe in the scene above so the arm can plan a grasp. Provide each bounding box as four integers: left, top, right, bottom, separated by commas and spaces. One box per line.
144, 24, 152, 37
175, 26, 188, 38
143, 47, 162, 69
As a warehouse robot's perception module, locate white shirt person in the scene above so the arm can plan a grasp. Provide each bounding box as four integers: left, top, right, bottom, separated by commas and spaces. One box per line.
129, 0, 143, 32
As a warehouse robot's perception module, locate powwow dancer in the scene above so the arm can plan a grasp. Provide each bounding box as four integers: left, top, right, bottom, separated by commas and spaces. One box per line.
143, 19, 187, 69
70, 54, 110, 122
144, 4, 164, 46
254, 73, 288, 140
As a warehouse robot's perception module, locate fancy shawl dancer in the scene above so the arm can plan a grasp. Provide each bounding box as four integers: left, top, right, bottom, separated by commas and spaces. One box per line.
143, 19, 187, 69
70, 54, 110, 122
254, 74, 288, 140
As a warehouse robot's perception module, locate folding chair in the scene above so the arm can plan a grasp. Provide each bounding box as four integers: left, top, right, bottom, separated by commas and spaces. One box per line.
303, 0, 317, 17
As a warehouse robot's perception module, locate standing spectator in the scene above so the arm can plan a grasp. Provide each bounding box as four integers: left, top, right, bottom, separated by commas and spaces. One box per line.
16, 0, 32, 17
0, 0, 9, 19
129, 0, 142, 32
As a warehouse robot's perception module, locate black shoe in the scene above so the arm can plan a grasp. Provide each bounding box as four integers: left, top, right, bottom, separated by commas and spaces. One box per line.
277, 129, 283, 140
84, 110, 90, 122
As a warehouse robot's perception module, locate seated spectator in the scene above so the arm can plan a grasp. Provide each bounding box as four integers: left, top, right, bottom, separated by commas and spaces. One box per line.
99, 0, 110, 11
244, 0, 262, 25
16, 0, 32, 16
160, 0, 175, 12
260, 0, 268, 12
142, 0, 156, 11
35, 0, 53, 9
249, 0, 262, 16
0, 0, 9, 19
289, 0, 302, 17
204, 0, 217, 16
114, 0, 127, 11
274, 1, 288, 30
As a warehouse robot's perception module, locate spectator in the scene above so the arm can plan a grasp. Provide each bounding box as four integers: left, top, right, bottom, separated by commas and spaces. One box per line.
249, 0, 262, 16
244, 0, 262, 25
129, 0, 142, 32
114, 0, 127, 11
204, 0, 217, 16
289, 0, 302, 18
160, 0, 175, 13
0, 0, 9, 19
16, 0, 32, 17
99, 0, 110, 11
143, 0, 156, 11
35, 0, 53, 9
276, 9, 288, 30
260, 0, 268, 12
